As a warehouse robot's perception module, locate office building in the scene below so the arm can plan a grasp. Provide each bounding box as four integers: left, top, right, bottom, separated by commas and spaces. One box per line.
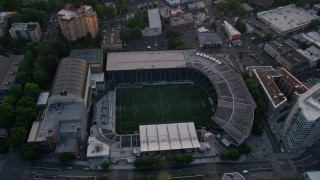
257, 4, 319, 35
303, 171, 320, 180
264, 39, 310, 74
296, 46, 320, 68
9, 22, 42, 42
248, 0, 273, 8
252, 67, 308, 121
57, 5, 98, 41
27, 58, 91, 156
282, 84, 320, 152
142, 8, 162, 37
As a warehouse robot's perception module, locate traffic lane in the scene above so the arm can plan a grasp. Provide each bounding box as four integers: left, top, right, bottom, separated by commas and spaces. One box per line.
262, 118, 280, 153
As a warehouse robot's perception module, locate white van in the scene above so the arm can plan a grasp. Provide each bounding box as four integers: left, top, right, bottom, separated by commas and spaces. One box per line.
243, 170, 249, 174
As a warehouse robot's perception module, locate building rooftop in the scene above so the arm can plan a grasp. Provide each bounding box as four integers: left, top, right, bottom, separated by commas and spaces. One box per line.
87, 136, 109, 158
106, 51, 187, 71
10, 22, 39, 31
188, 2, 205, 10
299, 83, 320, 121
281, 50, 309, 67
148, 8, 161, 29
197, 31, 222, 44
304, 171, 320, 180
139, 122, 200, 152
296, 46, 320, 62
159, 6, 171, 18
253, 67, 308, 108
36, 92, 49, 107
57, 5, 95, 20
266, 39, 293, 55
224, 21, 241, 36
222, 172, 246, 180
257, 4, 319, 34
170, 13, 194, 27
69, 49, 103, 64
55, 137, 78, 153
51, 58, 89, 99
90, 73, 104, 89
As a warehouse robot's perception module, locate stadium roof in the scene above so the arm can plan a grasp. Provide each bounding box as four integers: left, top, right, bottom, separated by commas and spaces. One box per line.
51, 58, 89, 99
139, 122, 200, 152
148, 8, 161, 29
106, 51, 187, 71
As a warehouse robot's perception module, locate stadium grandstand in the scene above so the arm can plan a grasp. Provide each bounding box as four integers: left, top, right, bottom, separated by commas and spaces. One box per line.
106, 50, 255, 146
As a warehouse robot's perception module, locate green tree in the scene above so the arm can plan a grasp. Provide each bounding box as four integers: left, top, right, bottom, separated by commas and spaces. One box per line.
16, 96, 36, 109
105, 4, 116, 17
238, 144, 252, 154
309, 19, 320, 28
15, 107, 36, 127
33, 68, 49, 89
2, 95, 17, 107
235, 19, 247, 34
24, 83, 40, 101
8, 85, 23, 99
28, 0, 51, 13
9, 126, 28, 148
100, 161, 110, 170
20, 144, 40, 161
182, 152, 193, 164
2, 0, 21, 11
95, 3, 107, 18
20, 8, 48, 28
0, 103, 14, 128
299, 41, 310, 50
52, 40, 70, 57
264, 33, 273, 42
59, 153, 75, 163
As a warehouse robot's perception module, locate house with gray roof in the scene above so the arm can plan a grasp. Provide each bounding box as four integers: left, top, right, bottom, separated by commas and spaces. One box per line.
142, 8, 162, 37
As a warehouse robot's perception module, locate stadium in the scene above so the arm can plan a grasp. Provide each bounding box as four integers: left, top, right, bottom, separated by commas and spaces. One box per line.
105, 50, 255, 147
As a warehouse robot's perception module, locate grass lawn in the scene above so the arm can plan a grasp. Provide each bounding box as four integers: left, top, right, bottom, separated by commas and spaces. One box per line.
116, 84, 213, 134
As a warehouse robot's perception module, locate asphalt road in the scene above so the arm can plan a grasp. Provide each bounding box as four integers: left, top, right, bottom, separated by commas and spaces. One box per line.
45, 12, 58, 43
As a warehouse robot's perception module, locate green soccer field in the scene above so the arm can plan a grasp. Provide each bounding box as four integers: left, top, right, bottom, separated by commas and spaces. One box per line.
115, 84, 213, 134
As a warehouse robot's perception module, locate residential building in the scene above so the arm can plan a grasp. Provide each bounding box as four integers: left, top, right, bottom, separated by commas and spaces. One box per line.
257, 4, 319, 35
264, 39, 310, 74
248, 0, 273, 8
282, 84, 320, 152
9, 22, 42, 42
188, 2, 205, 11
252, 67, 308, 122
170, 13, 194, 29
0, 12, 14, 37
27, 58, 91, 156
142, 8, 162, 37
223, 21, 241, 40
57, 5, 98, 41
303, 171, 320, 180
222, 172, 246, 180
170, 6, 183, 17
0, 55, 23, 101
296, 46, 320, 68
159, 6, 170, 18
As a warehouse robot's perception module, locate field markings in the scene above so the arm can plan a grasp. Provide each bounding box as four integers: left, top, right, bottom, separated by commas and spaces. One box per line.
158, 87, 165, 122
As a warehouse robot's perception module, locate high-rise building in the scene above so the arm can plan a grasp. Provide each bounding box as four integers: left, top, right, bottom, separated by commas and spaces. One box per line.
282, 83, 320, 152
9, 22, 42, 42
248, 0, 274, 8
57, 5, 98, 41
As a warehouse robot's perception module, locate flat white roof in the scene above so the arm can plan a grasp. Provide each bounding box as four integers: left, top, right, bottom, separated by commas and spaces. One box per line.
299, 83, 320, 121
305, 171, 320, 180
139, 122, 200, 152
257, 4, 319, 33
86, 136, 109, 158
148, 8, 161, 29
106, 51, 187, 71
36, 92, 49, 106
223, 21, 241, 36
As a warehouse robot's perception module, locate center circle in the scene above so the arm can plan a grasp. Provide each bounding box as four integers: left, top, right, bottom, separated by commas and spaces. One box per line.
153, 101, 171, 114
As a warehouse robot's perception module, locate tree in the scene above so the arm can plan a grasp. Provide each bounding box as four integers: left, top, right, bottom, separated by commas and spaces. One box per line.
105, 4, 116, 17
0, 103, 14, 128
20, 144, 40, 161
309, 19, 320, 28
16, 96, 36, 109
2, 95, 17, 107
33, 68, 49, 89
229, 149, 240, 160
2, 0, 21, 11
52, 40, 70, 57
238, 144, 252, 154
15, 107, 36, 127
235, 19, 247, 34
8, 85, 23, 99
24, 83, 40, 101
59, 153, 75, 163
9, 126, 28, 148
95, 3, 107, 18
299, 42, 310, 50
264, 33, 273, 42
211, 21, 217, 31
20, 8, 48, 28
100, 161, 110, 170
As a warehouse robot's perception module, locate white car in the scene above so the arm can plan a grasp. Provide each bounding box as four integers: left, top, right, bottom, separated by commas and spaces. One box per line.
280, 148, 284, 153
66, 166, 72, 170
242, 170, 249, 174
84, 167, 89, 171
